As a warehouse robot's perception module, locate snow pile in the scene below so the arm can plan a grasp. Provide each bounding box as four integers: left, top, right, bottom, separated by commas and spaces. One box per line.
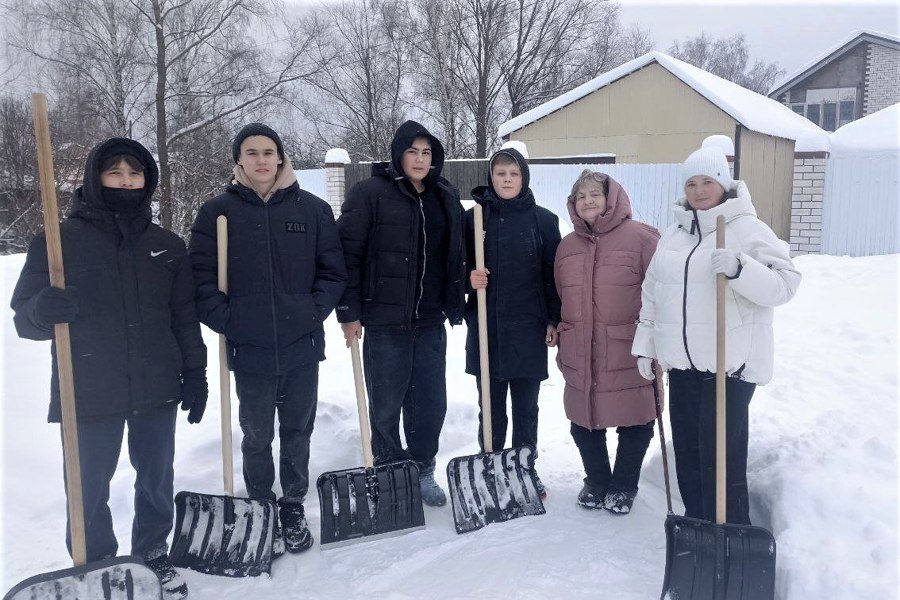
324, 148, 351, 164
830, 103, 900, 155
1, 251, 897, 598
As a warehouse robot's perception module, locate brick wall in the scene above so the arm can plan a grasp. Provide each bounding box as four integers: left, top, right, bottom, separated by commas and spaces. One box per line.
324, 163, 345, 218
790, 155, 827, 255
864, 44, 900, 115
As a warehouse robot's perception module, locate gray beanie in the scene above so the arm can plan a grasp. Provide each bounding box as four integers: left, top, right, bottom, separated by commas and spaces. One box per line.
232, 123, 284, 163
680, 146, 733, 192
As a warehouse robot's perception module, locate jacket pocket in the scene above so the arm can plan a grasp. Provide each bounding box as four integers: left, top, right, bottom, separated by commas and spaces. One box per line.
606, 322, 638, 371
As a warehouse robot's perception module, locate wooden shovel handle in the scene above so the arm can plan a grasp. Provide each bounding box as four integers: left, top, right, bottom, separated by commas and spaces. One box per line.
716, 215, 727, 525
217, 216, 234, 496
474, 205, 492, 453
32, 92, 86, 566
350, 338, 374, 468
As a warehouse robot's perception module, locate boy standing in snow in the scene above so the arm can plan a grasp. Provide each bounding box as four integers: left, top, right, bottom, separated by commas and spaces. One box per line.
11, 138, 207, 600
189, 124, 347, 554
466, 147, 561, 496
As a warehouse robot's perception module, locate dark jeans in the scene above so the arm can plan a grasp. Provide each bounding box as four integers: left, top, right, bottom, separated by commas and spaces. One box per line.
570, 421, 654, 493
363, 324, 447, 474
475, 376, 540, 454
668, 368, 755, 525
234, 363, 319, 504
63, 404, 177, 562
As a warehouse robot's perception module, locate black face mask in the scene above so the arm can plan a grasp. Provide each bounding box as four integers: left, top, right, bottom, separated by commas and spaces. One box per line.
101, 187, 146, 212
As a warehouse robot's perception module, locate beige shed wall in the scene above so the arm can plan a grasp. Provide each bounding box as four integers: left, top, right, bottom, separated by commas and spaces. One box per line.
509, 63, 738, 163
736, 128, 795, 241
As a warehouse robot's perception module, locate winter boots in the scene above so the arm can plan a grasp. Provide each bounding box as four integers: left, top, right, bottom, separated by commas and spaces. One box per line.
145, 554, 188, 600
602, 487, 638, 514
576, 483, 607, 509
419, 471, 447, 507
278, 503, 314, 553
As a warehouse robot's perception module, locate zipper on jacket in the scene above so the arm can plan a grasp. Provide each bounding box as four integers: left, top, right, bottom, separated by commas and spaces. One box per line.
415, 192, 426, 320
263, 203, 281, 374
681, 211, 702, 370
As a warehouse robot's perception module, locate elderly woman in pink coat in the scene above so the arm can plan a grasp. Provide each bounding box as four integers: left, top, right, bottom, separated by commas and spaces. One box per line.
554, 170, 660, 514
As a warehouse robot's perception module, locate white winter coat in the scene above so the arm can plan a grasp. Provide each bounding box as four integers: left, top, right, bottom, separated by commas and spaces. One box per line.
631, 181, 800, 384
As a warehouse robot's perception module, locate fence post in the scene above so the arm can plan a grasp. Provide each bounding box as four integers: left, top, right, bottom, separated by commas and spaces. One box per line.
789, 152, 828, 256
325, 148, 351, 219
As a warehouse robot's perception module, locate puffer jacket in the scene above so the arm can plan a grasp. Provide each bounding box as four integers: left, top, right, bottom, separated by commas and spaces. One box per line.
554, 175, 660, 430
631, 181, 801, 384
11, 138, 207, 422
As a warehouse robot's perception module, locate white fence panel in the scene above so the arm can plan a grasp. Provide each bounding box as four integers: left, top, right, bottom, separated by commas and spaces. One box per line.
822, 154, 900, 257
295, 168, 326, 200
529, 163, 679, 232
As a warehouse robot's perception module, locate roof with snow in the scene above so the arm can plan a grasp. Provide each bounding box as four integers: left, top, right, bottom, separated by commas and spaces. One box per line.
498, 51, 830, 152
830, 103, 900, 154
769, 30, 900, 100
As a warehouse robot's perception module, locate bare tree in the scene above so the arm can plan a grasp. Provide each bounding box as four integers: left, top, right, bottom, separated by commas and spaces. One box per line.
669, 32, 785, 94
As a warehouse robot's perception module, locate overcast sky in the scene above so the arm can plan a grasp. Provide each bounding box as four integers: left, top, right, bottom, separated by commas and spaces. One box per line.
619, 0, 900, 77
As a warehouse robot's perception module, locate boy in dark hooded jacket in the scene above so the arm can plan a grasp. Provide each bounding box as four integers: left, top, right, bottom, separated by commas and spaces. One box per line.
11, 138, 207, 599
466, 147, 561, 497
336, 120, 466, 507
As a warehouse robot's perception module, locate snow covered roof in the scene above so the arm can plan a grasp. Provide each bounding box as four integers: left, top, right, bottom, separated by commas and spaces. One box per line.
830, 103, 900, 154
498, 51, 830, 152
769, 30, 900, 99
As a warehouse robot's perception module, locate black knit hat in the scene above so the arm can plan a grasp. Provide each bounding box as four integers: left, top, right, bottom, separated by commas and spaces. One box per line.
232, 123, 284, 163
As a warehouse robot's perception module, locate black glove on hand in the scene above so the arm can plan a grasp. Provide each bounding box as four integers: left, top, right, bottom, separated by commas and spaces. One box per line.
33, 286, 79, 328
180, 368, 208, 424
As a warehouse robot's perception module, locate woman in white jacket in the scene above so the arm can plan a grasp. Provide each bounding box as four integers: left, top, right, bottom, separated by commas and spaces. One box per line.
631, 145, 800, 525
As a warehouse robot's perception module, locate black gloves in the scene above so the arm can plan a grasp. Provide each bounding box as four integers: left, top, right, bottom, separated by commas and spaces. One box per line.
180, 368, 208, 424
33, 286, 79, 328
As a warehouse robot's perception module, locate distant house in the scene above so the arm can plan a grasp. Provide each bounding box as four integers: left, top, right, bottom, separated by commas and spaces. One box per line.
769, 30, 900, 132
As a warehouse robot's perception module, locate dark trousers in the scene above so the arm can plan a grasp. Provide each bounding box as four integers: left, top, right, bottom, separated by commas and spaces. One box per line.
570, 421, 654, 493
363, 324, 447, 474
668, 368, 755, 525
63, 404, 177, 562
234, 363, 319, 505
475, 376, 540, 454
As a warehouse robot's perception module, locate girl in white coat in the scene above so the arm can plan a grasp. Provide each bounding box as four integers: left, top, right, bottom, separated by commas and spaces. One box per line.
631, 145, 800, 524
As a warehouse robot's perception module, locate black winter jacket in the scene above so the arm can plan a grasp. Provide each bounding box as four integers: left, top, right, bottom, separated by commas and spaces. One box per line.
11, 138, 207, 422
336, 121, 465, 327
464, 149, 562, 380
189, 181, 347, 374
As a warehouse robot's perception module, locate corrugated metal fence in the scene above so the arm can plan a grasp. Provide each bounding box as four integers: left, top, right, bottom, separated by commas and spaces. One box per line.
822, 153, 900, 257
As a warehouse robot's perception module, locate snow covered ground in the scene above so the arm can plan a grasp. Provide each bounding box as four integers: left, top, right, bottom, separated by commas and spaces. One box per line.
1, 251, 897, 599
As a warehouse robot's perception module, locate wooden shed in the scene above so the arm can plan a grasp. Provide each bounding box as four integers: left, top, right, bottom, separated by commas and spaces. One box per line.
498, 51, 830, 240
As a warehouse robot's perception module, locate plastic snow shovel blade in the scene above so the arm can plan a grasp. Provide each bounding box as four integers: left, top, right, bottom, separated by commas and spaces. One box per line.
317, 459, 425, 549
446, 445, 545, 535
3, 556, 161, 600
660, 514, 776, 600
170, 491, 277, 577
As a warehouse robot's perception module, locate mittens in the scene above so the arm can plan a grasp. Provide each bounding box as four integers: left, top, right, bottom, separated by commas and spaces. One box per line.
180, 368, 208, 424
33, 286, 78, 328
636, 357, 655, 381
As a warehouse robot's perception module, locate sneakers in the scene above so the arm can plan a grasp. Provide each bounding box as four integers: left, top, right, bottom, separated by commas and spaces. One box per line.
278, 503, 314, 553
576, 483, 608, 509
603, 487, 638, 514
145, 554, 188, 600
533, 471, 547, 500
419, 471, 447, 507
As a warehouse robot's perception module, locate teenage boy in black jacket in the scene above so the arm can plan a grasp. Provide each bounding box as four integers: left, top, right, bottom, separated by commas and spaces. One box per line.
189, 123, 346, 554
336, 120, 466, 507
11, 138, 207, 600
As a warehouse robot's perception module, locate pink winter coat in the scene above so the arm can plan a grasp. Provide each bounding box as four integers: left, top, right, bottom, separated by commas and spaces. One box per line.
554, 176, 660, 430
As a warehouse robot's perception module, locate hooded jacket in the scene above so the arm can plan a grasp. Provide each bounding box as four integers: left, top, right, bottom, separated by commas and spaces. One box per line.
464, 147, 561, 380
336, 120, 465, 328
11, 138, 207, 422
554, 174, 659, 430
189, 156, 347, 375
631, 181, 801, 384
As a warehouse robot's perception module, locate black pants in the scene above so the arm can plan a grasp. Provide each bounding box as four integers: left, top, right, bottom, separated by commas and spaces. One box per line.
570, 421, 654, 493
363, 324, 447, 474
475, 376, 540, 454
668, 368, 755, 525
63, 404, 177, 562
234, 363, 319, 504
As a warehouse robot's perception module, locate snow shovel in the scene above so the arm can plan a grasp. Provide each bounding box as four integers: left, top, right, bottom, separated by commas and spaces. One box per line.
316, 338, 426, 548
9, 93, 162, 599
446, 204, 545, 535
659, 215, 776, 600
170, 215, 278, 578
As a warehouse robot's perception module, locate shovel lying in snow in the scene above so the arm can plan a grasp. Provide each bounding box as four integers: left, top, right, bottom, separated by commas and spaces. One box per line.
317, 338, 426, 548
4, 94, 162, 600
169, 215, 278, 577
659, 216, 776, 600
446, 204, 545, 535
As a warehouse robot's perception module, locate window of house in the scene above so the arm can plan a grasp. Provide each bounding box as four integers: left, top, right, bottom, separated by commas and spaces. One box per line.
839, 101, 855, 127
791, 104, 805, 115
799, 87, 857, 131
